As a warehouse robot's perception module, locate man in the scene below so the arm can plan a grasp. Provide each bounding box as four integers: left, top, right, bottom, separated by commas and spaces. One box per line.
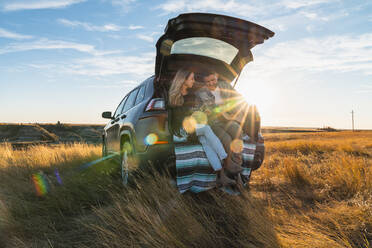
202, 71, 245, 175
203, 70, 261, 140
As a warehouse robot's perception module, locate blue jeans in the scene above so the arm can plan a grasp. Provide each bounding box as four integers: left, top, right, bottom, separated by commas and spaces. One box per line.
196, 124, 227, 171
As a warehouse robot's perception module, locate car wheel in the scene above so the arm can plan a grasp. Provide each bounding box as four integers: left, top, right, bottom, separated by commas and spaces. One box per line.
121, 150, 129, 185
120, 141, 137, 186
102, 139, 107, 157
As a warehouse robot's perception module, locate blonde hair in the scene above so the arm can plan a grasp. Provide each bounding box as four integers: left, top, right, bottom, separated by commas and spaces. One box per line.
169, 69, 192, 106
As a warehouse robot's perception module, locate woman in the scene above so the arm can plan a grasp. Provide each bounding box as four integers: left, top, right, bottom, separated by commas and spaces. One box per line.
169, 68, 235, 186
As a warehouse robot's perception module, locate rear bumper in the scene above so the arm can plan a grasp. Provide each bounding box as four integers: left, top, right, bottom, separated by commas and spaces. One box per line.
136, 143, 176, 173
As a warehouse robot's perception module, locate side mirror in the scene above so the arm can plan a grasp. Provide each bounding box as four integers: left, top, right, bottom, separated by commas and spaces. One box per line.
102, 111, 113, 119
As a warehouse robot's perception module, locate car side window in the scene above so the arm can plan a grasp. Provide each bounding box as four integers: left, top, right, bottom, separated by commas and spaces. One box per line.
134, 85, 146, 106
113, 96, 127, 118
121, 88, 139, 113
144, 77, 154, 98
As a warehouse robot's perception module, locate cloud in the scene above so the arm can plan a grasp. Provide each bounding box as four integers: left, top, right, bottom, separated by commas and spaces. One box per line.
136, 32, 160, 43
0, 27, 33, 40
58, 19, 122, 32
128, 25, 144, 30
136, 34, 154, 43
157, 0, 186, 12
64, 53, 155, 76
58, 19, 145, 32
299, 11, 324, 21
27, 63, 59, 70
246, 33, 372, 77
255, 3, 348, 33
280, 0, 337, 9
0, 38, 121, 56
22, 52, 155, 81
355, 84, 372, 94
305, 25, 316, 33
156, 0, 257, 17
83, 80, 138, 88
109, 0, 136, 12
2, 0, 85, 11
24, 52, 155, 78
300, 8, 349, 22
360, 84, 372, 89
155, 0, 342, 23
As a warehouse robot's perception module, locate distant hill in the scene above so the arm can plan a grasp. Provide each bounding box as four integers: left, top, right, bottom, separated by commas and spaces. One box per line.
0, 123, 104, 144
0, 123, 343, 146
261, 126, 324, 133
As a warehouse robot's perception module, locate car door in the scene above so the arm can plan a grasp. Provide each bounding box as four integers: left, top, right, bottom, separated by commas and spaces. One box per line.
113, 87, 140, 152
155, 13, 275, 85
106, 96, 127, 153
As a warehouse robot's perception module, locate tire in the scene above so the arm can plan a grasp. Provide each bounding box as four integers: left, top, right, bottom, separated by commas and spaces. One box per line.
120, 141, 137, 186
102, 139, 107, 157
121, 150, 129, 185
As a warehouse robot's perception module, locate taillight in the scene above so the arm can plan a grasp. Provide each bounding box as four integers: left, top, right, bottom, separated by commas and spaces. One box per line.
145, 98, 165, 111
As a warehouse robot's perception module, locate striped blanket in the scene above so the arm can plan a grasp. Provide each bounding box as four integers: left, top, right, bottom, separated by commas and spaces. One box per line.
175, 135, 262, 193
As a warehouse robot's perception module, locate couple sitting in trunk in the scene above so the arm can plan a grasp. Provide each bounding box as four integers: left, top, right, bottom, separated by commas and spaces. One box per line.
169, 68, 248, 187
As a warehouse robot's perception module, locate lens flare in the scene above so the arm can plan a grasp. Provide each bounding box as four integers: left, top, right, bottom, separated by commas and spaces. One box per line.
32, 172, 49, 197
213, 107, 221, 113
182, 116, 197, 133
191, 111, 208, 125
144, 133, 158, 145
230, 139, 244, 153
54, 169, 62, 185
79, 153, 117, 170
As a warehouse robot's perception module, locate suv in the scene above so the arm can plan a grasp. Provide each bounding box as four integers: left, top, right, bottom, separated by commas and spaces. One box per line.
102, 13, 274, 184
102, 76, 173, 183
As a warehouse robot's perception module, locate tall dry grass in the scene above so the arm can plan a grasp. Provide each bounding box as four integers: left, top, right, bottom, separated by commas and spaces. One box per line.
0, 131, 371, 247
0, 143, 115, 247
89, 172, 279, 248
254, 131, 372, 247
0, 142, 100, 168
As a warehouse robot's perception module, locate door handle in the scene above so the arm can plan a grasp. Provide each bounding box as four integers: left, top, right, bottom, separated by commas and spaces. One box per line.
111, 117, 120, 124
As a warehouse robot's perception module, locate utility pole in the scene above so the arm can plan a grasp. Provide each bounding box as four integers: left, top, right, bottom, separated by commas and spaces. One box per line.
351, 110, 355, 131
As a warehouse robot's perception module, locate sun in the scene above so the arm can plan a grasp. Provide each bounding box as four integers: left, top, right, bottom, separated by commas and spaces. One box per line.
234, 77, 275, 118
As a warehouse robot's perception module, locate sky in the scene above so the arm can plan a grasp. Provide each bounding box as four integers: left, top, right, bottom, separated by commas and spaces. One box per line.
0, 0, 371, 129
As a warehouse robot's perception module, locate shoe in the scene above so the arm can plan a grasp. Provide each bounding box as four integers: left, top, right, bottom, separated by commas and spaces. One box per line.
224, 158, 243, 176
216, 168, 236, 187
235, 173, 244, 192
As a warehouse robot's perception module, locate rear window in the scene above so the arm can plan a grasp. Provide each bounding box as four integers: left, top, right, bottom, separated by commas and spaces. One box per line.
170, 37, 238, 64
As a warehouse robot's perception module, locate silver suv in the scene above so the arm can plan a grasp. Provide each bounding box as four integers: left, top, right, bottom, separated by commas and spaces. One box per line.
102, 13, 274, 184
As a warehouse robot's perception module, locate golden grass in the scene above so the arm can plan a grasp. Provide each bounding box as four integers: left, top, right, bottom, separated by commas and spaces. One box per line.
90, 178, 279, 248
0, 142, 100, 168
0, 143, 106, 247
253, 131, 372, 247
0, 131, 371, 247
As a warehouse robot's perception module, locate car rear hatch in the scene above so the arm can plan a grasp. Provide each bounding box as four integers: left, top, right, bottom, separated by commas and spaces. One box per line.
154, 12, 275, 95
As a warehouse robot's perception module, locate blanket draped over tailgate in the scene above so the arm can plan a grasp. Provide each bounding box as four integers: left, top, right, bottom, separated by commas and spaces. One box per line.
175, 135, 264, 193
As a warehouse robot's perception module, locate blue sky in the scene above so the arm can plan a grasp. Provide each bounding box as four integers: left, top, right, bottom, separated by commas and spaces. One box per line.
0, 0, 371, 129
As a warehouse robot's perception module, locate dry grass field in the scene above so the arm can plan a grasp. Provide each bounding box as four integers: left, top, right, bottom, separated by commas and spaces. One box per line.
0, 131, 371, 247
